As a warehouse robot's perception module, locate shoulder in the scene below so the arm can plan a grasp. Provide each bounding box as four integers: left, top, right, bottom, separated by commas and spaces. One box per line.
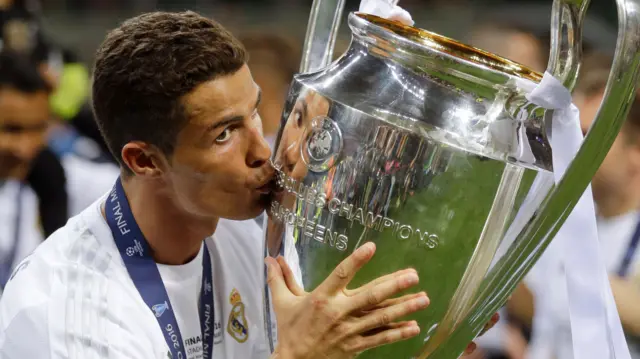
1, 201, 115, 318
0, 201, 159, 358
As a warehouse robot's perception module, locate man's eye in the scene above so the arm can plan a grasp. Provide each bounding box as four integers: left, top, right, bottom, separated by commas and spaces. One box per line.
215, 128, 233, 143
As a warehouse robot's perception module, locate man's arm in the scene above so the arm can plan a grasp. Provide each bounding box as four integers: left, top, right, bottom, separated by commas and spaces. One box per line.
609, 275, 640, 337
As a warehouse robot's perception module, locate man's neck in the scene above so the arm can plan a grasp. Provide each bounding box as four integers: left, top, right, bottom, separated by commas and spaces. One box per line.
107, 177, 218, 265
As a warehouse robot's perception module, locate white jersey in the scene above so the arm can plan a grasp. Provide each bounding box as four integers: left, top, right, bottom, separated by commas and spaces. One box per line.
0, 195, 271, 359
0, 153, 120, 285
526, 210, 640, 359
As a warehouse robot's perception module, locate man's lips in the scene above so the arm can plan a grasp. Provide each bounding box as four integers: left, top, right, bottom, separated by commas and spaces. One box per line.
255, 176, 281, 195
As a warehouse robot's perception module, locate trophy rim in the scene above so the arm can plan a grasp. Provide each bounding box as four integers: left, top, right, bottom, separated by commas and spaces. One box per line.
352, 12, 543, 83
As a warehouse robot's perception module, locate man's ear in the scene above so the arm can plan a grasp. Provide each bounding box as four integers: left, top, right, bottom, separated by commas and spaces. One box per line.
121, 141, 170, 177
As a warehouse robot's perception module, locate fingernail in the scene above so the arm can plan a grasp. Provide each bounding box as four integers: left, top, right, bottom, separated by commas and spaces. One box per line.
404, 325, 420, 336
264, 257, 275, 269
465, 342, 476, 354
493, 312, 500, 323
359, 242, 375, 257
417, 296, 430, 308
404, 273, 419, 286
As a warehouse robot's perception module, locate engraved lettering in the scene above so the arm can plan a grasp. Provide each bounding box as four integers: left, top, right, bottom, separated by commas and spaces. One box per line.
286, 211, 296, 225
326, 230, 338, 247
427, 234, 439, 249
304, 220, 315, 238
365, 212, 382, 231
352, 208, 365, 227
393, 222, 401, 236
306, 188, 318, 205
270, 169, 442, 252
295, 181, 307, 200
295, 215, 306, 229
316, 192, 327, 208
398, 225, 412, 240
415, 229, 439, 249
315, 224, 326, 241
328, 198, 341, 214
336, 234, 348, 251
381, 217, 394, 231
339, 202, 353, 220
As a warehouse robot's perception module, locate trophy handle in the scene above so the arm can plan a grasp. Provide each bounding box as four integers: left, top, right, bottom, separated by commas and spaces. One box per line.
299, 0, 347, 73
530, 0, 640, 274
455, 0, 640, 345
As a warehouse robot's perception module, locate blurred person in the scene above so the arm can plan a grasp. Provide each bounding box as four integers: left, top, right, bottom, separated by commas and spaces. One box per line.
239, 33, 300, 150
1, 0, 113, 162
466, 21, 548, 73
508, 52, 640, 359
0, 50, 119, 292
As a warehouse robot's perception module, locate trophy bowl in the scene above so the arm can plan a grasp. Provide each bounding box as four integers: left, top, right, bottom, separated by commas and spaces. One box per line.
263, 1, 640, 357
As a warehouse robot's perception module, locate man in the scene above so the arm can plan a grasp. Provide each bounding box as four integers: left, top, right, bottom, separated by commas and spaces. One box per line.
0, 50, 119, 291
509, 52, 640, 359
0, 12, 437, 359
466, 20, 548, 74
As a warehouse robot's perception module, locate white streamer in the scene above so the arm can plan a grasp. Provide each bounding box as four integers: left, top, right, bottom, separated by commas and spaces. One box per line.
359, 0, 415, 26
522, 72, 630, 359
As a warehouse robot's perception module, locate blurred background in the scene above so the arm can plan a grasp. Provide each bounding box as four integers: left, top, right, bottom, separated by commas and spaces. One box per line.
1, 1, 637, 359
35, 0, 618, 64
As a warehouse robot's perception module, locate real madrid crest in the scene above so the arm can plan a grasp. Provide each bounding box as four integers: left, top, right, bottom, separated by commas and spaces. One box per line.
226, 288, 249, 343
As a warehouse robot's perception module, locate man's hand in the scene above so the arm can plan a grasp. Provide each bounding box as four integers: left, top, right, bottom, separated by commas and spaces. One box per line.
268, 242, 429, 359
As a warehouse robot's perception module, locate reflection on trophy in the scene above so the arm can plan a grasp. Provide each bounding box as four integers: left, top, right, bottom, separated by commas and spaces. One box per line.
264, 0, 640, 357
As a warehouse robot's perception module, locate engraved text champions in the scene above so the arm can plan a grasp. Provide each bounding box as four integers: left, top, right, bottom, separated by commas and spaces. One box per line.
269, 169, 440, 252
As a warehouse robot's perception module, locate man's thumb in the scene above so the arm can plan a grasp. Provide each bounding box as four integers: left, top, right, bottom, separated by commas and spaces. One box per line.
266, 256, 291, 301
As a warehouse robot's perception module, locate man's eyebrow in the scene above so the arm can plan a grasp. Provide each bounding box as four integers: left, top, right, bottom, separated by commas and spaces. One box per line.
207, 116, 244, 132
206, 89, 262, 132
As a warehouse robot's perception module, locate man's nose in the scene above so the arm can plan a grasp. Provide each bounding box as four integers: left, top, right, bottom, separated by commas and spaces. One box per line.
247, 126, 272, 168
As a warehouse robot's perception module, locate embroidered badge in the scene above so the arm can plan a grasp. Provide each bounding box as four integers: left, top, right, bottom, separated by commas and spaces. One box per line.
226, 288, 249, 343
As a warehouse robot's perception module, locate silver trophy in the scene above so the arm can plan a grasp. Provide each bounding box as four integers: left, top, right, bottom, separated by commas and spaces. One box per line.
263, 0, 640, 357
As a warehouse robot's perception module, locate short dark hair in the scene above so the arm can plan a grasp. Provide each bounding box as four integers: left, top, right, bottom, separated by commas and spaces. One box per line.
92, 11, 248, 170
0, 50, 51, 93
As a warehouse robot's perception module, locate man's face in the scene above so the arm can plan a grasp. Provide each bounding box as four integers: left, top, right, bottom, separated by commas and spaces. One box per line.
163, 65, 273, 220
0, 87, 49, 179
577, 90, 635, 200
274, 89, 330, 181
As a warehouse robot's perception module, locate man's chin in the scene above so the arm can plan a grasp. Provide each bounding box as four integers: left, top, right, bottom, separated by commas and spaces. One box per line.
219, 195, 271, 221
